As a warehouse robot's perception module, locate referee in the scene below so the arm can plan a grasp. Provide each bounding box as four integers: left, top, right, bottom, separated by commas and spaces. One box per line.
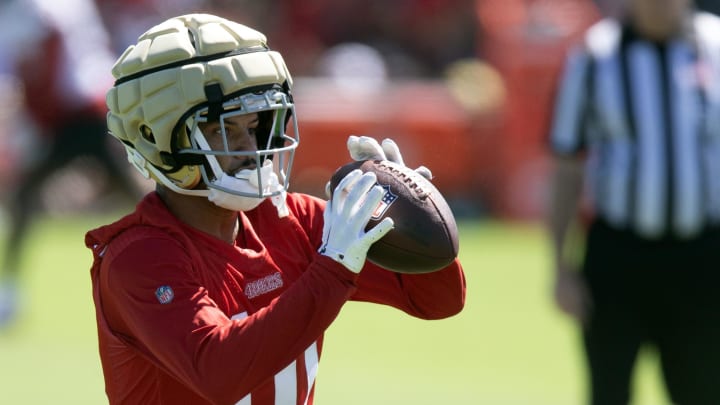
548, 1, 720, 404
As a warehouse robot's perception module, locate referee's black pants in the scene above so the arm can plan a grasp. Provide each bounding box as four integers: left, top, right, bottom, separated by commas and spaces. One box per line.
582, 220, 720, 405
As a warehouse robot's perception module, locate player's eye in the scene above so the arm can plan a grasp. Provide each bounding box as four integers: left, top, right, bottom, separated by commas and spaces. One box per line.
201, 123, 221, 136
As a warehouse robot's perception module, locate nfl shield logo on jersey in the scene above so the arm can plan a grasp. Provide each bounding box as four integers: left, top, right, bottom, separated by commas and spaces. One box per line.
155, 286, 174, 304
371, 184, 397, 220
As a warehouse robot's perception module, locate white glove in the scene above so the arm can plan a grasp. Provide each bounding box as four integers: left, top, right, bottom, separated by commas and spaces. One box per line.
347, 135, 433, 180
319, 169, 394, 273
325, 135, 434, 199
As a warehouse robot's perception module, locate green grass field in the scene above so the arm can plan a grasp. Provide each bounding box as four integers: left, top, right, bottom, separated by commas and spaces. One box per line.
0, 215, 669, 404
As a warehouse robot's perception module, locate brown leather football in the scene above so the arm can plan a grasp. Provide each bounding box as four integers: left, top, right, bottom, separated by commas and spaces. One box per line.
329, 160, 459, 273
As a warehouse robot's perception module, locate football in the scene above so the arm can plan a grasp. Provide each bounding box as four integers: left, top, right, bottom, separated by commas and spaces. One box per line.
329, 160, 459, 273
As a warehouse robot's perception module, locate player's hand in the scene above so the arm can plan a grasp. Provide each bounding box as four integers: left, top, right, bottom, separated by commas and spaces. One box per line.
553, 265, 593, 327
319, 169, 394, 273
347, 135, 433, 180
325, 135, 433, 198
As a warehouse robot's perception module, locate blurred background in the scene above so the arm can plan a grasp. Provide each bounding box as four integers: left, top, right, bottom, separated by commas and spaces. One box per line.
0, 0, 712, 403
0, 0, 602, 220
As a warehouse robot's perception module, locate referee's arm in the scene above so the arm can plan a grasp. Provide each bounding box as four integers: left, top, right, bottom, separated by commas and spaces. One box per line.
548, 156, 584, 274
546, 46, 592, 324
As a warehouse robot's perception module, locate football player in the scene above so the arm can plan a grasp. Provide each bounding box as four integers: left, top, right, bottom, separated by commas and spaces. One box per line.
86, 14, 466, 404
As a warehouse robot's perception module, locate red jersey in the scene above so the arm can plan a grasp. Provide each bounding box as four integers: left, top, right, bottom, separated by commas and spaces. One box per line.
85, 192, 466, 405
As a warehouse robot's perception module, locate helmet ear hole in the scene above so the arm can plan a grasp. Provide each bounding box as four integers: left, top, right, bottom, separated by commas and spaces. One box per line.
140, 125, 156, 144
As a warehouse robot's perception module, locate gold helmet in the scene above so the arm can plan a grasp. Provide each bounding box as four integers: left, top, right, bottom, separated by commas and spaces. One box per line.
106, 14, 298, 200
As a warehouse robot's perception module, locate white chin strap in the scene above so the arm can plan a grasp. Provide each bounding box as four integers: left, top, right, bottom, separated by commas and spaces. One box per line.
208, 160, 289, 217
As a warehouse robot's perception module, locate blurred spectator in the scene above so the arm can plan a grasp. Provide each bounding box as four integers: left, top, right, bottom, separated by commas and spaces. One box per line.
205, 0, 478, 78
0, 0, 142, 327
548, 0, 720, 403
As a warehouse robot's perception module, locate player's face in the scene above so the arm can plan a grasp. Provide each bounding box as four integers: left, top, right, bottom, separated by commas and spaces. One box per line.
627, 0, 691, 36
199, 112, 260, 175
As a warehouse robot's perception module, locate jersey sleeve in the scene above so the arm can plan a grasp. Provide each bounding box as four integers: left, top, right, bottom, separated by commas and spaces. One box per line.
549, 45, 593, 156
97, 229, 358, 405
351, 259, 466, 320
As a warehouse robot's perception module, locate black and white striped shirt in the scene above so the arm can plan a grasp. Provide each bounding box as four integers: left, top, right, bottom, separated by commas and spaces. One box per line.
550, 12, 720, 239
